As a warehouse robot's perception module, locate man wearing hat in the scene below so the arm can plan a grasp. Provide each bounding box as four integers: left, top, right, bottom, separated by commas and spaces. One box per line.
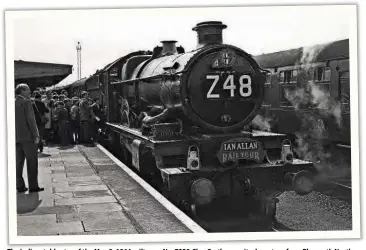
15, 83, 44, 193
79, 91, 96, 144
61, 90, 69, 98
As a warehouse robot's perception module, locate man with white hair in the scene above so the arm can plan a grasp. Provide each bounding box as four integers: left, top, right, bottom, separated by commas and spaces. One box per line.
15, 83, 44, 193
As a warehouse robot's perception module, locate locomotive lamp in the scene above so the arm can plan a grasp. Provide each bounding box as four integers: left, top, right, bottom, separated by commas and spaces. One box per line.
187, 145, 201, 170
190, 178, 216, 205
286, 170, 315, 195
281, 139, 294, 163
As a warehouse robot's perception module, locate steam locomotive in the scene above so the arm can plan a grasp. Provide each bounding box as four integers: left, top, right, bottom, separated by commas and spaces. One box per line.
56, 21, 317, 221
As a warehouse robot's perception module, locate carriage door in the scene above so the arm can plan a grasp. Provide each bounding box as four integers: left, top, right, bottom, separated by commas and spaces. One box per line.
339, 71, 350, 112
338, 70, 350, 145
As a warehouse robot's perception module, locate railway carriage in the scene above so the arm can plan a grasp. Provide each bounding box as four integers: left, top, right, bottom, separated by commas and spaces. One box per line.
254, 39, 350, 148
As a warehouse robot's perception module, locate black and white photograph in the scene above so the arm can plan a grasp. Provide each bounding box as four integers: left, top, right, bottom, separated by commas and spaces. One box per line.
5, 4, 360, 244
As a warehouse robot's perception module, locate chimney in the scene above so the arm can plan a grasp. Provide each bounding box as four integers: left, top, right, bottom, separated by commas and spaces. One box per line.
192, 21, 227, 48
161, 40, 178, 56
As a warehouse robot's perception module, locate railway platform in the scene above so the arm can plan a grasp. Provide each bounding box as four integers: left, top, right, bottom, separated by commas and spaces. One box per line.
17, 144, 205, 235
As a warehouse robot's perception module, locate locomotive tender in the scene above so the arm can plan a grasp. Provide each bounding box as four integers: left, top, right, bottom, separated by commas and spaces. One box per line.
62, 21, 318, 219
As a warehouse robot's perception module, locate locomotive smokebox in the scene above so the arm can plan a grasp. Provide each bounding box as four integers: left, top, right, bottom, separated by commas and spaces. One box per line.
193, 21, 227, 47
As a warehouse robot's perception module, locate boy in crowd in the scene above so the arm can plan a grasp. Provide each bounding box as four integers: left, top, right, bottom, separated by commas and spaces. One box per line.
56, 101, 69, 146
64, 98, 73, 143
70, 97, 80, 144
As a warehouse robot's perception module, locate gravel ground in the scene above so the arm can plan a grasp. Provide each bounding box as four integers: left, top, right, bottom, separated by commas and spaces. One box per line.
276, 191, 352, 231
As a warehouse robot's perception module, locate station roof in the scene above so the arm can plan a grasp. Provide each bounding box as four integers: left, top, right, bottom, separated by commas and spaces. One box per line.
14, 60, 73, 89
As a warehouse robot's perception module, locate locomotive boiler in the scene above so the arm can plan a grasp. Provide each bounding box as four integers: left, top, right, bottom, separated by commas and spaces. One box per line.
99, 21, 317, 220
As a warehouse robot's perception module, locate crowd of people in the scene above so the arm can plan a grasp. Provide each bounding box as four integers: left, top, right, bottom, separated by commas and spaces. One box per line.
31, 87, 104, 151
15, 83, 104, 193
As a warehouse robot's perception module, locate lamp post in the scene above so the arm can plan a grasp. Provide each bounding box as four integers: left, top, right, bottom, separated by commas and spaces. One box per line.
76, 42, 82, 80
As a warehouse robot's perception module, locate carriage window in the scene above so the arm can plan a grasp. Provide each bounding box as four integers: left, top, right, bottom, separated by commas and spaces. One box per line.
279, 70, 297, 84
265, 72, 271, 85
324, 67, 331, 81
307, 67, 314, 81
279, 71, 284, 83
284, 71, 291, 83
315, 66, 331, 82
290, 69, 298, 83
316, 67, 324, 82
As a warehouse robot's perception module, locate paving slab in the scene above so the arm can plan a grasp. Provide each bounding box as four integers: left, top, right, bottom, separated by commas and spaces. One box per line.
57, 213, 80, 222
49, 182, 70, 189
18, 221, 84, 236
68, 176, 101, 181
50, 166, 65, 171
55, 184, 108, 193
79, 211, 129, 221
65, 166, 93, 173
39, 168, 52, 174
77, 202, 123, 213
18, 205, 77, 216
55, 196, 115, 206
66, 171, 95, 177
68, 180, 104, 186
37, 198, 55, 207
73, 190, 112, 198
17, 214, 56, 226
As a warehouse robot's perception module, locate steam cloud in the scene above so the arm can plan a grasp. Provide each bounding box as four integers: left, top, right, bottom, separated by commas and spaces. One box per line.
252, 115, 272, 132
281, 43, 349, 178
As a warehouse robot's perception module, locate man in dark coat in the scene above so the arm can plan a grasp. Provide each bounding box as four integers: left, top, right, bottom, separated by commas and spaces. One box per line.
79, 91, 96, 144
32, 91, 49, 153
15, 83, 44, 193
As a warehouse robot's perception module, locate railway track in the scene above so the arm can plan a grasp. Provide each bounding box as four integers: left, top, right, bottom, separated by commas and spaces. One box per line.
315, 179, 352, 203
